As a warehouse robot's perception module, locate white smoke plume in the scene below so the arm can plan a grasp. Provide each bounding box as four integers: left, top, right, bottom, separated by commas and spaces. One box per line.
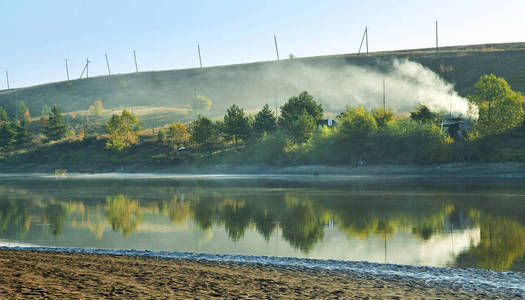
265, 58, 471, 117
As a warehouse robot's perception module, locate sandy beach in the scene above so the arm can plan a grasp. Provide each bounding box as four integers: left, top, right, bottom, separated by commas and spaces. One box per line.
0, 249, 522, 299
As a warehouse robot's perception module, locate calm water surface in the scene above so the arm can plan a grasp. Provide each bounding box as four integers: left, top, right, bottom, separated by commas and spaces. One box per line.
0, 174, 524, 272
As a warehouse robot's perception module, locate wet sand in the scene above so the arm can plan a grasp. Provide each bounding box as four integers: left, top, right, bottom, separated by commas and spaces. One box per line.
0, 249, 520, 299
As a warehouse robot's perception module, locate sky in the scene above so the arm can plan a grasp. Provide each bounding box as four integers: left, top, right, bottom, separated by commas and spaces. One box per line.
1, 0, 524, 89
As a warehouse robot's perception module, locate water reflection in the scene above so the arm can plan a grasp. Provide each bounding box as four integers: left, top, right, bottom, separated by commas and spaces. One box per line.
0, 177, 524, 272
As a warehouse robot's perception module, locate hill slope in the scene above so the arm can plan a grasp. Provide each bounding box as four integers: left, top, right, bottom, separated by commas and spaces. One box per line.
1, 42, 525, 118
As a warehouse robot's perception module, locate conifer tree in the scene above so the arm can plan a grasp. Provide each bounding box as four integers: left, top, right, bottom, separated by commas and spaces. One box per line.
44, 105, 67, 141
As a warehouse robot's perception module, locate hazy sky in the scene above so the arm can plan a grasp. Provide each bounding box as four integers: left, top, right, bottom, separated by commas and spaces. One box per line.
1, 0, 524, 88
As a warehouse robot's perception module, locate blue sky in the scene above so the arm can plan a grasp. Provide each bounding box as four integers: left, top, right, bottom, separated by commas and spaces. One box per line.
1, 0, 524, 88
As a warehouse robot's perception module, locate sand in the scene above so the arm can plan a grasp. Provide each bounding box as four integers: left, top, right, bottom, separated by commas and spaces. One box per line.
0, 249, 521, 299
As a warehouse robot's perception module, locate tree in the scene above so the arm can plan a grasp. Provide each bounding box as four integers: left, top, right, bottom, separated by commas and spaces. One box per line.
0, 106, 7, 122
17, 101, 29, 121
88, 99, 104, 117
288, 110, 316, 143
410, 104, 438, 124
468, 74, 524, 136
15, 118, 29, 146
191, 94, 213, 116
168, 122, 189, 146
339, 106, 378, 140
105, 110, 142, 151
223, 104, 251, 143
190, 115, 216, 148
41, 104, 51, 117
279, 91, 323, 143
43, 105, 67, 141
373, 107, 394, 128
253, 104, 277, 137
338, 106, 378, 162
157, 129, 167, 144
0, 121, 17, 149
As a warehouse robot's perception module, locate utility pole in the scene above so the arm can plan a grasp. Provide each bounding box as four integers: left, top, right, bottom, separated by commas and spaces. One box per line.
15, 93, 18, 121
366, 27, 369, 55
79, 58, 90, 79
358, 27, 369, 56
435, 20, 439, 52
105, 53, 111, 75
197, 44, 203, 68
5, 71, 9, 90
274, 35, 280, 61
133, 50, 138, 72
65, 59, 70, 80
383, 79, 386, 110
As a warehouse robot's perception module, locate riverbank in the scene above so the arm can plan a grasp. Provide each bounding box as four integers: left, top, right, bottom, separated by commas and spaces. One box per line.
2, 162, 525, 178
0, 248, 523, 299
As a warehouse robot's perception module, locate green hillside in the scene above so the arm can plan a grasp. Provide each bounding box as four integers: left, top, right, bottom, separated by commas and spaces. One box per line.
1, 42, 525, 119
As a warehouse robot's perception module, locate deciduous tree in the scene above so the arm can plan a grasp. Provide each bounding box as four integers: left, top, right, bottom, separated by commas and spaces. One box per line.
105, 110, 142, 151
468, 74, 524, 136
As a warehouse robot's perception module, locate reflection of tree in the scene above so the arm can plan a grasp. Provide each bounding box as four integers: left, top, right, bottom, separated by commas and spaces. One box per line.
161, 196, 190, 225
105, 195, 142, 236
221, 199, 252, 241
192, 197, 216, 230
0, 198, 32, 238
280, 202, 324, 253
254, 210, 277, 241
456, 211, 525, 271
42, 203, 66, 236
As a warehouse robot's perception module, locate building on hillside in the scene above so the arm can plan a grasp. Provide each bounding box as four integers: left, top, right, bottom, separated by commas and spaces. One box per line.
441, 117, 472, 139
318, 118, 337, 128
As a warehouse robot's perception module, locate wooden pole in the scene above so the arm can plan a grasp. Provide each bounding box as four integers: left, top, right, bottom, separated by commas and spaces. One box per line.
197, 44, 203, 68
383, 79, 386, 109
274, 35, 280, 61
435, 20, 439, 52
65, 59, 70, 80
105, 53, 111, 75
366, 27, 369, 55
133, 50, 138, 72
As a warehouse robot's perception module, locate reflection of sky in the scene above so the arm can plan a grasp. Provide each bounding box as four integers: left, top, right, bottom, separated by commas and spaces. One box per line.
9, 215, 481, 268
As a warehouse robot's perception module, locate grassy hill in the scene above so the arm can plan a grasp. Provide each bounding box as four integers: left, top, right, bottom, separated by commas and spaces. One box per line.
2, 42, 525, 122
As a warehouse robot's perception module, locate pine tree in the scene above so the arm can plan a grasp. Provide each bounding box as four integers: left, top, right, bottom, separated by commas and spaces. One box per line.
253, 104, 277, 137
44, 105, 67, 141
223, 104, 251, 144
0, 106, 7, 122
0, 120, 17, 149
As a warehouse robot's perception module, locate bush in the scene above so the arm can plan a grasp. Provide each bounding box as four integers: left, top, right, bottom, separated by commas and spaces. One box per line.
254, 131, 290, 165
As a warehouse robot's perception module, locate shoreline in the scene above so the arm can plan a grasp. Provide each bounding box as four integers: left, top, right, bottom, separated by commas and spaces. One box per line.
0, 247, 523, 299
2, 162, 525, 178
